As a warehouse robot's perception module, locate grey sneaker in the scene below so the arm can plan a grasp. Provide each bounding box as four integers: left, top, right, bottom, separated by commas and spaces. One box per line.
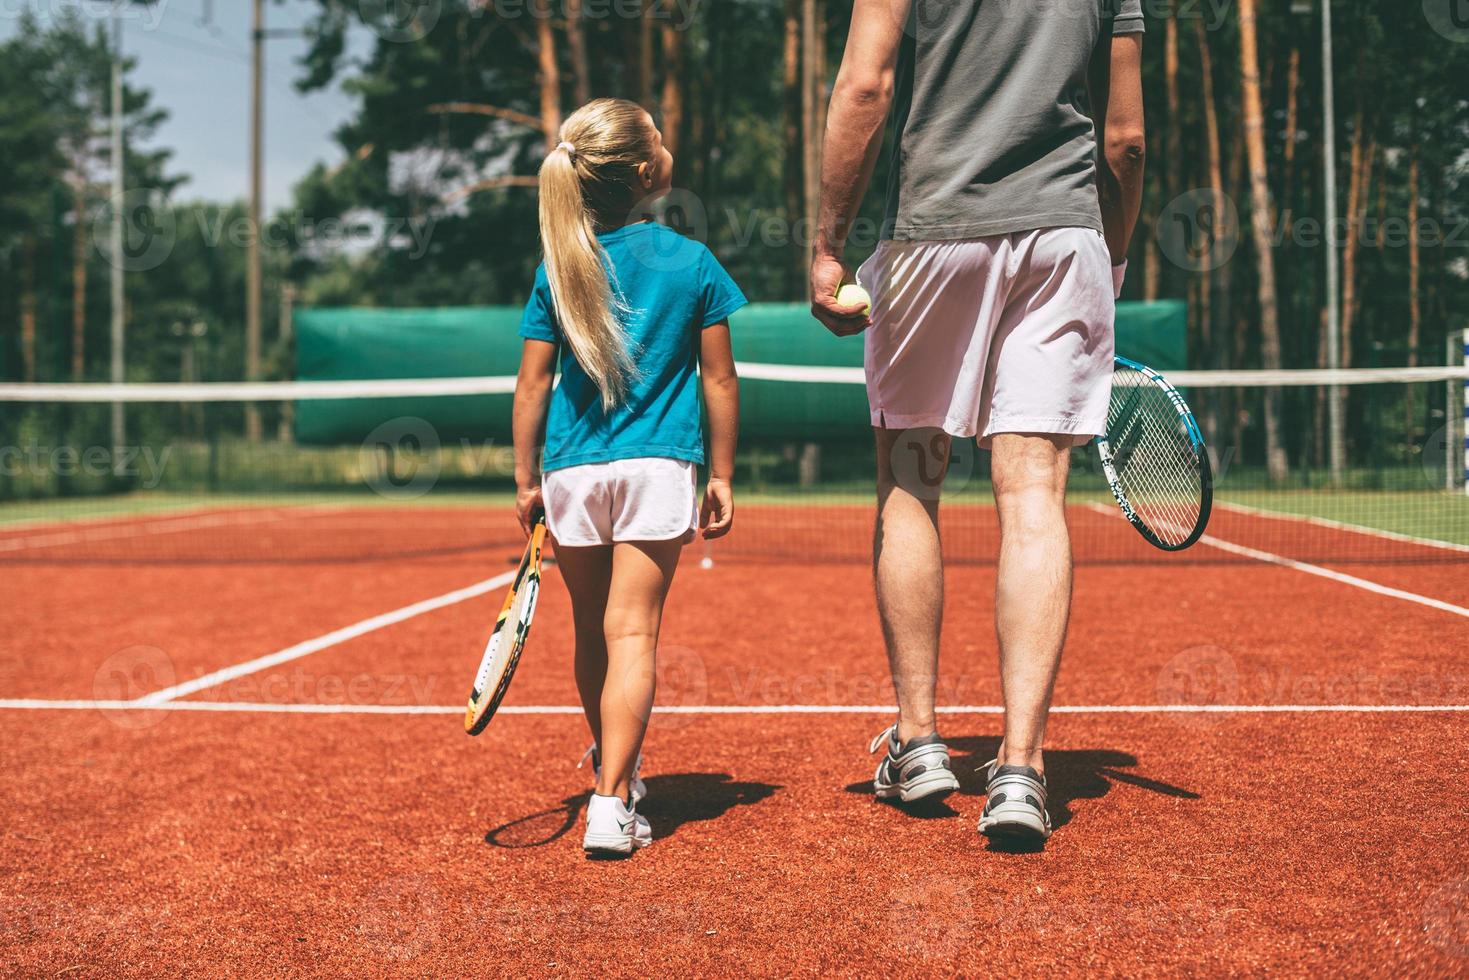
869, 725, 961, 803
977, 761, 1052, 843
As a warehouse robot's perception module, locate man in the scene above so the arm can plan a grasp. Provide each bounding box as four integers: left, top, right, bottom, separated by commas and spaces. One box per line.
811, 0, 1146, 844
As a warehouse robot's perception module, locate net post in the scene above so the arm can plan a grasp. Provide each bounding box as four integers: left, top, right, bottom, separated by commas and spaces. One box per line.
1462, 328, 1469, 497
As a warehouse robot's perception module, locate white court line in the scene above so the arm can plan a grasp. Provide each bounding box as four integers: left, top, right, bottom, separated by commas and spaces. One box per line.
0, 505, 345, 554
1083, 502, 1469, 619
1197, 535, 1469, 619
1214, 500, 1469, 556
134, 568, 518, 705
0, 700, 1466, 715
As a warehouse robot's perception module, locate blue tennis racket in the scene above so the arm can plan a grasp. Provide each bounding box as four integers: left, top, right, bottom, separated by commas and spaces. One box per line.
1097, 356, 1212, 552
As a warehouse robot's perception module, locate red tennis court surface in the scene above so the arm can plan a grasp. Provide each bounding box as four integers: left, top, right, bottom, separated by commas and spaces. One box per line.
3, 503, 1467, 974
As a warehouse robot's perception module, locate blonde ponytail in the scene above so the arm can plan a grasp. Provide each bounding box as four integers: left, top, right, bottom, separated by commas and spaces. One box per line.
537, 99, 656, 410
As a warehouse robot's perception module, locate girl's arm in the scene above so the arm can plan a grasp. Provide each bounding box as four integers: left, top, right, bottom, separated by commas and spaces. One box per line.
699, 322, 739, 538
513, 338, 558, 535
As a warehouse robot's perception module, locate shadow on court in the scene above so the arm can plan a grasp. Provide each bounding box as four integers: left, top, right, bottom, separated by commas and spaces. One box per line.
485, 773, 780, 849
843, 736, 1199, 850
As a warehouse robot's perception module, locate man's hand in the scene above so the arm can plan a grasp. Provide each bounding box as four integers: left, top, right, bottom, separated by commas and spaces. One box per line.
809, 0, 906, 338
810, 253, 871, 336
699, 478, 734, 539
515, 484, 544, 537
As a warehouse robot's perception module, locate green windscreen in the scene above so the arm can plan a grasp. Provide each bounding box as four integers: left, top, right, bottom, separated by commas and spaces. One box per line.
292, 301, 1187, 445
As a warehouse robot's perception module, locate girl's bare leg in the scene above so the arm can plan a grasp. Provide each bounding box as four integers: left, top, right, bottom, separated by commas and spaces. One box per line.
596, 538, 683, 801
552, 542, 615, 751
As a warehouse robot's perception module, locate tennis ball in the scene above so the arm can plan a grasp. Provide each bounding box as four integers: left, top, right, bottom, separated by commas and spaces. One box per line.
835, 283, 871, 316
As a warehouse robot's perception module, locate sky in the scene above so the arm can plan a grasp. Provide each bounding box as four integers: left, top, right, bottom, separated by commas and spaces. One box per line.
1, 0, 370, 211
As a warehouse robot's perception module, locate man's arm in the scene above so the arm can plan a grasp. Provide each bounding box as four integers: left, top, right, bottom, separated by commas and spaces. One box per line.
1094, 32, 1146, 276
810, 0, 910, 336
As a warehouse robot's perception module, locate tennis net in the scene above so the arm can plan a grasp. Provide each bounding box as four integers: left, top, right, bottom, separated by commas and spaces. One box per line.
1, 367, 1466, 567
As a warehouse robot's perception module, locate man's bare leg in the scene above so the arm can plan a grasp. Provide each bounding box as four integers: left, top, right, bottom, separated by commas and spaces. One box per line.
873, 426, 950, 744
990, 433, 1074, 775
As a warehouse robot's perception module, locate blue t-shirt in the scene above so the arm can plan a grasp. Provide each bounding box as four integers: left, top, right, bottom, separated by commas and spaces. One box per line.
519, 221, 747, 472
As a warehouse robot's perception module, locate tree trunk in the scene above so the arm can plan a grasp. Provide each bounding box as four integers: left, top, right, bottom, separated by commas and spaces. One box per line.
1164, 15, 1181, 204
1404, 147, 1421, 443
660, 17, 684, 155
1341, 127, 1374, 369
1407, 148, 1421, 367
1237, 0, 1287, 481
566, 0, 590, 106
783, 0, 803, 296
1194, 16, 1225, 363
638, 3, 655, 107
534, 0, 562, 149
1164, 14, 1181, 300
1278, 44, 1300, 357
21, 235, 38, 383
1281, 45, 1299, 226
72, 179, 89, 380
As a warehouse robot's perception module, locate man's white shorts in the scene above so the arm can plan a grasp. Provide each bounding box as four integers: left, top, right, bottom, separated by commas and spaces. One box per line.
858, 226, 1115, 447
543, 457, 697, 547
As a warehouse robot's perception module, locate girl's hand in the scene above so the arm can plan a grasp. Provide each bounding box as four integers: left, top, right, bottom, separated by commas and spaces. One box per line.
700, 479, 734, 539
516, 484, 544, 537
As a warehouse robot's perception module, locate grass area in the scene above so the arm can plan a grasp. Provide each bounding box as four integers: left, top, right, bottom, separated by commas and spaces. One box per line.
0, 490, 519, 527
1214, 490, 1469, 546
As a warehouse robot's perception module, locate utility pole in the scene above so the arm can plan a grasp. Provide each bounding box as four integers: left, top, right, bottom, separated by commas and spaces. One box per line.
245, 0, 265, 442
1321, 0, 1344, 483
110, 5, 126, 475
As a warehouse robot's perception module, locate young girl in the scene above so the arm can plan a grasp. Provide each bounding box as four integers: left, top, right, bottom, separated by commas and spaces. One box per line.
513, 99, 744, 857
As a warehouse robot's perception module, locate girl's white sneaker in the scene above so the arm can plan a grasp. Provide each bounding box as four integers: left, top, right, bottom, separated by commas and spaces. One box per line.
583, 793, 652, 856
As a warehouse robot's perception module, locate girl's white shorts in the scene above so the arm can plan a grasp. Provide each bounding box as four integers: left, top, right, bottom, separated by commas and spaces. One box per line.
543, 457, 698, 547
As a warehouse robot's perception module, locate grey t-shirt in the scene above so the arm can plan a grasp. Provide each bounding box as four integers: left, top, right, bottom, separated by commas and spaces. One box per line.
882, 0, 1145, 241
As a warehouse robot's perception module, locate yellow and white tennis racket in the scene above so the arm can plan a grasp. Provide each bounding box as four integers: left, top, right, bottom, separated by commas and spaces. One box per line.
465, 514, 546, 735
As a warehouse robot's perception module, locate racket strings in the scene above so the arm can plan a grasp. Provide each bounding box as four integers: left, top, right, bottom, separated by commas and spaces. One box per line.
1107, 368, 1204, 547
